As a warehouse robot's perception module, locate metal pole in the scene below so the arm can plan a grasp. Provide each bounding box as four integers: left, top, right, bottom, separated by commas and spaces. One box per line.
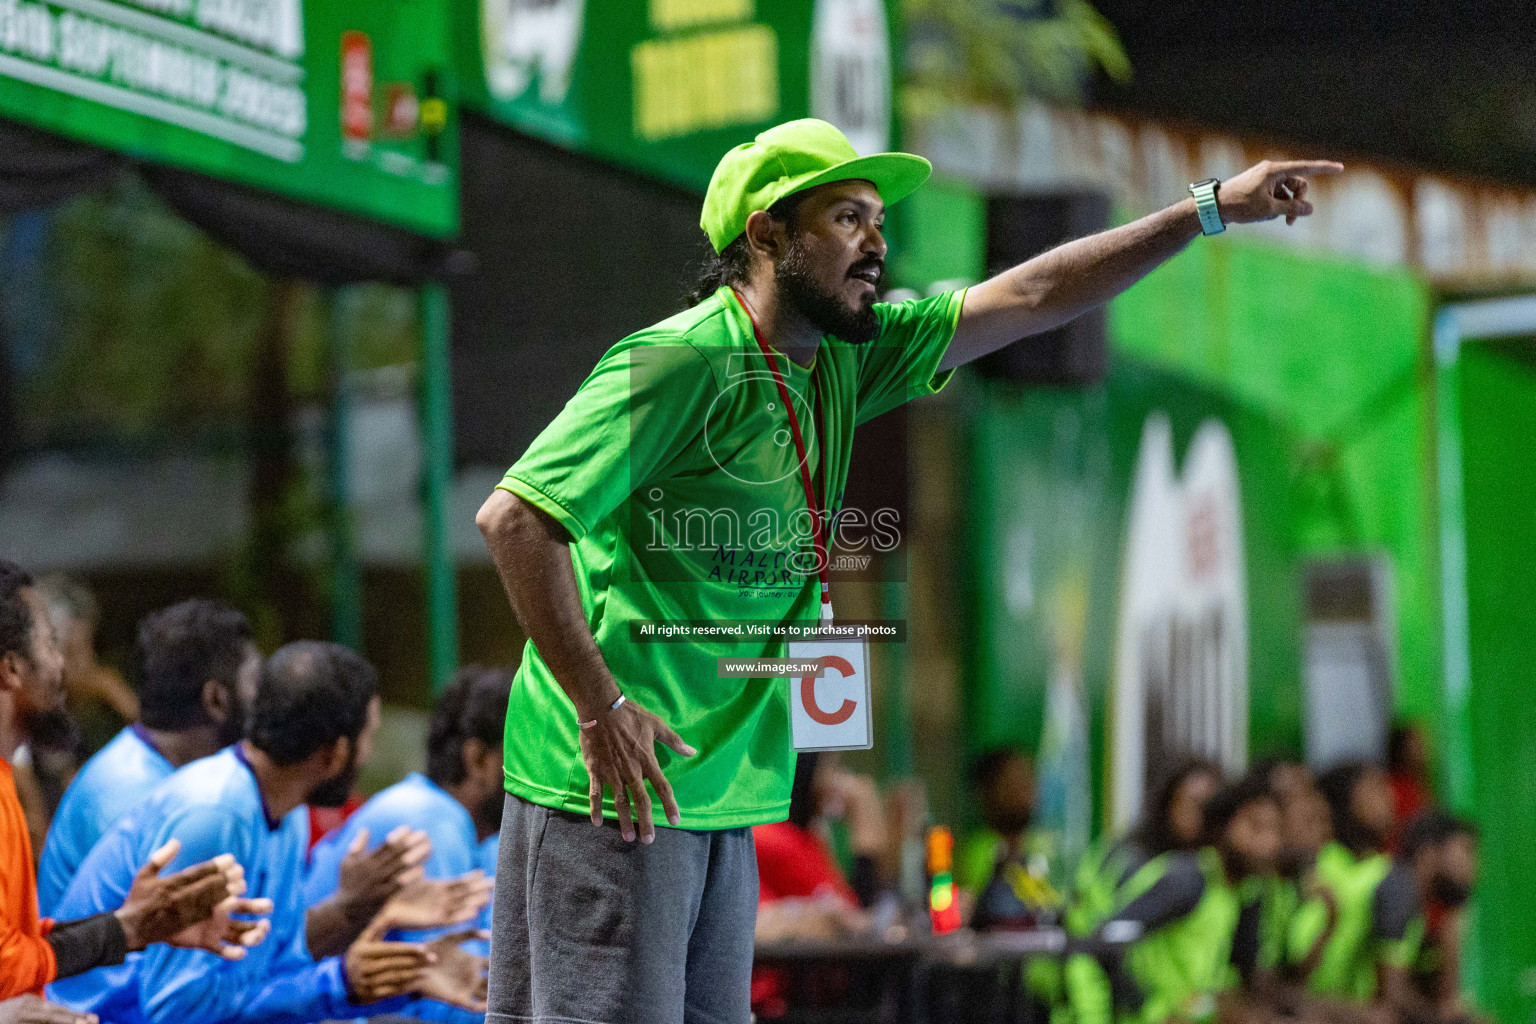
420, 282, 458, 694
881, 567, 914, 779
326, 287, 364, 651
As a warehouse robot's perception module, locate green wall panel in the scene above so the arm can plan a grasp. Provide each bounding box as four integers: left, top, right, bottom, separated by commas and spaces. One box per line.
960, 237, 1435, 839
1454, 341, 1536, 1024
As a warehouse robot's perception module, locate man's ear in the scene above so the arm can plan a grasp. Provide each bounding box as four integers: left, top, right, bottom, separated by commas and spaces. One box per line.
325, 735, 353, 776
202, 678, 230, 724
463, 738, 500, 785
743, 209, 783, 261
0, 651, 22, 695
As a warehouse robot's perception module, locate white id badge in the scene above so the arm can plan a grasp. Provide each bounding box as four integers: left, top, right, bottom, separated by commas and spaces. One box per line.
787, 636, 873, 751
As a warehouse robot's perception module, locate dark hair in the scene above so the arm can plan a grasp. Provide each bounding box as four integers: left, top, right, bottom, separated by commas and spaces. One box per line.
1201, 770, 1277, 846
686, 190, 812, 306
1401, 809, 1477, 863
0, 560, 35, 661
248, 641, 377, 766
1387, 723, 1422, 772
972, 746, 1027, 791
1248, 755, 1284, 786
136, 600, 255, 731
426, 665, 514, 787
788, 750, 822, 829
1316, 760, 1381, 855
1133, 755, 1224, 856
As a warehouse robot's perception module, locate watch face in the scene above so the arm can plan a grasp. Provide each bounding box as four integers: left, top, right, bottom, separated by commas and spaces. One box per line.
1192, 178, 1219, 189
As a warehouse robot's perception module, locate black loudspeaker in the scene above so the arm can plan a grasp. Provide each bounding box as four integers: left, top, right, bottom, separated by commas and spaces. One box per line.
450, 112, 706, 468
973, 190, 1111, 385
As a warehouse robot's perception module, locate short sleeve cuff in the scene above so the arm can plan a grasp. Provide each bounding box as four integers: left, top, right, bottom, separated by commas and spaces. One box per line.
496, 474, 590, 542
918, 287, 967, 398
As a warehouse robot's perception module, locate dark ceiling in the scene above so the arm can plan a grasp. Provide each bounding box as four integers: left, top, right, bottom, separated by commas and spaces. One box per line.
1087, 0, 1536, 184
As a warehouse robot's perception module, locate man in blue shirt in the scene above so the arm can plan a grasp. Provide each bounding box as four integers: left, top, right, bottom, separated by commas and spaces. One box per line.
306, 666, 512, 1022
39, 601, 435, 955
49, 641, 487, 1024
39, 600, 258, 914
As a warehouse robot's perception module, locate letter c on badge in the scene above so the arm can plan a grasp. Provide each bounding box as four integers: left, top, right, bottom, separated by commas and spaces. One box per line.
800, 655, 856, 725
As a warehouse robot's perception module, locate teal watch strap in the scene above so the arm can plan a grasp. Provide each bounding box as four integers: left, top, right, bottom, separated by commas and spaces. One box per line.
1189, 178, 1225, 236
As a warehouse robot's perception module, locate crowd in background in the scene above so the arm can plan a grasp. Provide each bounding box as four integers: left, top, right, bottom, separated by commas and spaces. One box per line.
0, 560, 502, 1024
0, 556, 1482, 1024
753, 736, 1479, 1024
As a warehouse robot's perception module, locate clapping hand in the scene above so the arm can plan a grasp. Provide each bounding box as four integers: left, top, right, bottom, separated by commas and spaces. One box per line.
169, 884, 274, 960
415, 931, 490, 1013
378, 871, 494, 932
114, 841, 251, 951
339, 826, 433, 913
343, 913, 436, 1004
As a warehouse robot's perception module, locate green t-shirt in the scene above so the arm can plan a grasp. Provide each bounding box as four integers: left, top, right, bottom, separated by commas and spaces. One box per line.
496, 285, 965, 828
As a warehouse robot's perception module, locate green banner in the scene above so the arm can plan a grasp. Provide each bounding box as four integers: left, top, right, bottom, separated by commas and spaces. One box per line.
458, 0, 895, 192
960, 239, 1434, 840
0, 0, 457, 236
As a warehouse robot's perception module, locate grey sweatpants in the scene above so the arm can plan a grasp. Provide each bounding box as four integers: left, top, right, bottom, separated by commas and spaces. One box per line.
486, 793, 758, 1024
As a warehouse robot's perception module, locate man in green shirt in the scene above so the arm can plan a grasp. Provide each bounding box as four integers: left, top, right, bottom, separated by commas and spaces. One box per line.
475, 116, 1341, 1023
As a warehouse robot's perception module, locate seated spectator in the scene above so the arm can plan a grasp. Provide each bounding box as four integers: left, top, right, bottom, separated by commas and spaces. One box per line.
47, 641, 488, 1024
1387, 724, 1433, 853
38, 600, 259, 915
304, 665, 508, 1021
1065, 770, 1280, 1024
39, 600, 428, 950
1402, 812, 1479, 1021
755, 751, 884, 927
957, 746, 1058, 930
1068, 757, 1223, 936
1300, 761, 1425, 1017
0, 561, 264, 1001
752, 752, 885, 1020
1258, 759, 1337, 986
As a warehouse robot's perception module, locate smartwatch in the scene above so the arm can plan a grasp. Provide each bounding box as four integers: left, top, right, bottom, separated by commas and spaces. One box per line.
1188, 178, 1225, 236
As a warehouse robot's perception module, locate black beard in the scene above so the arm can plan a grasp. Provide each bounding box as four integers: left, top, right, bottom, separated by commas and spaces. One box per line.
215, 696, 247, 749
473, 789, 504, 839
776, 235, 882, 344
307, 749, 358, 809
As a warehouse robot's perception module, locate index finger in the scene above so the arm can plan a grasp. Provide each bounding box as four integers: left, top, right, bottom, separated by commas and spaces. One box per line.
1268, 160, 1343, 177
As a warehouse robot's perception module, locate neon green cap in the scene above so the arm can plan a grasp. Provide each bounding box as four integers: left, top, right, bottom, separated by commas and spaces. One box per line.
700, 118, 932, 253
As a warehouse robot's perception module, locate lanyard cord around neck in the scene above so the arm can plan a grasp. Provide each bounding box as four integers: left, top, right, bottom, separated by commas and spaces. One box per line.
731, 289, 834, 625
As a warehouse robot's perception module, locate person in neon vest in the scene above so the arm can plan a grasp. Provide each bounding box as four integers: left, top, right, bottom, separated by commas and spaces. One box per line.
1297, 762, 1428, 1021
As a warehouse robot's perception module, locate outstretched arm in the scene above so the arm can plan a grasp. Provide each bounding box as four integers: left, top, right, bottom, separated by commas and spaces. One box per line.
939, 160, 1344, 371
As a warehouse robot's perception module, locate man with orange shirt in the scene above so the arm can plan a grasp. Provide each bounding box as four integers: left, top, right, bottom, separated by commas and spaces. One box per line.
0, 560, 270, 999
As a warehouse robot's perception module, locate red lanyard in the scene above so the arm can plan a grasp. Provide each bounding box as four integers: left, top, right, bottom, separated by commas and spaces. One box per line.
731, 289, 834, 624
